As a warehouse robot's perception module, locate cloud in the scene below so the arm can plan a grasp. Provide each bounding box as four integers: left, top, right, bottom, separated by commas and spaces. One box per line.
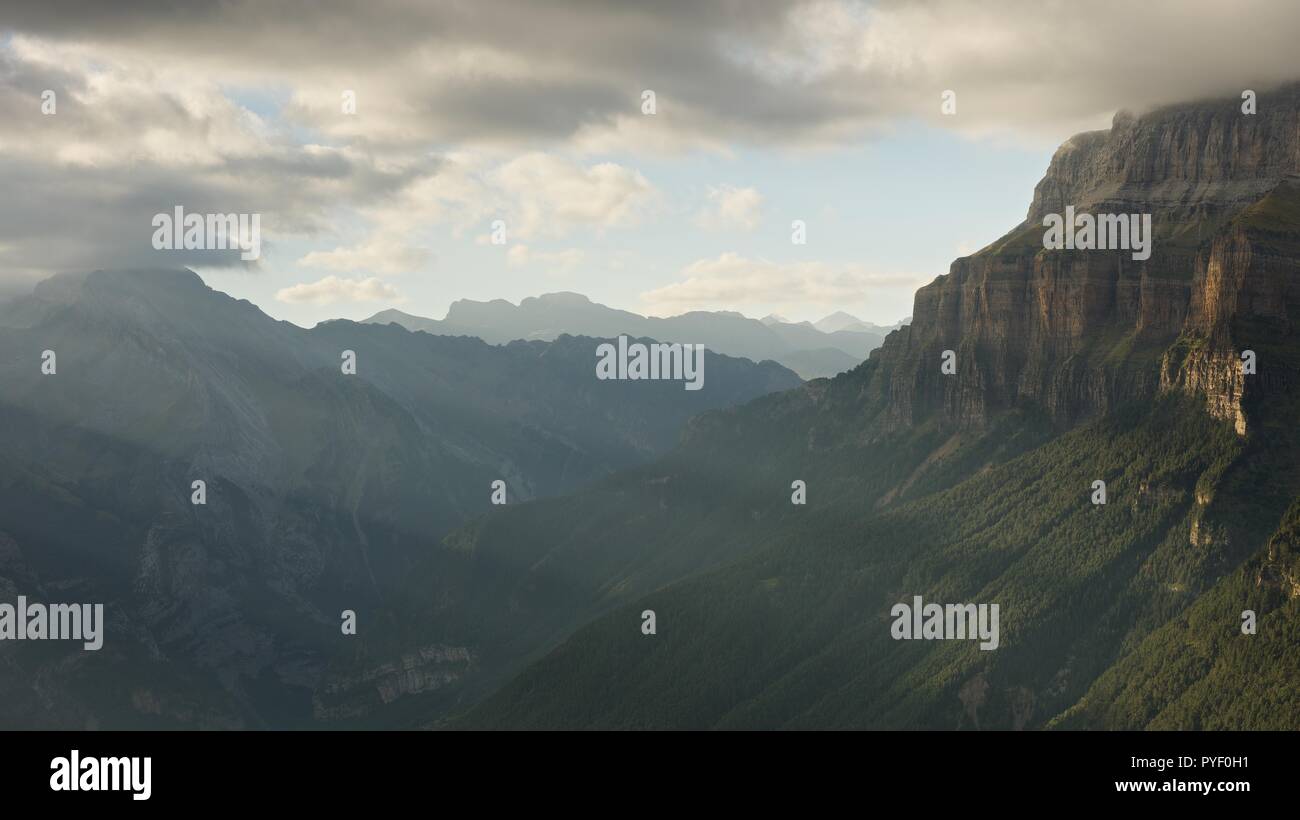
0, 37, 441, 283
291, 151, 652, 275
0, 1, 824, 149
297, 240, 432, 275
4, 0, 1300, 300
492, 153, 655, 238
275, 275, 402, 305
640, 252, 922, 313
505, 245, 529, 266
506, 244, 585, 272
7, 0, 1300, 152
695, 185, 763, 231
316, 151, 653, 249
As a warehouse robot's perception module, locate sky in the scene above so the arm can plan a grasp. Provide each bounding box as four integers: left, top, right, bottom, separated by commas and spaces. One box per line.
2, 0, 1299, 326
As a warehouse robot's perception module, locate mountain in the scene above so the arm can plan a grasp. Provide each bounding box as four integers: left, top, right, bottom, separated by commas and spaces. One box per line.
813, 310, 862, 333
363, 292, 887, 379
364, 308, 442, 335
0, 269, 800, 728
759, 317, 885, 364
452, 84, 1300, 729
813, 311, 908, 334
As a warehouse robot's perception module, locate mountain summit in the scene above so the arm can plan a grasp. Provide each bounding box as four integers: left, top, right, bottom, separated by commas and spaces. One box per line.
813, 311, 870, 333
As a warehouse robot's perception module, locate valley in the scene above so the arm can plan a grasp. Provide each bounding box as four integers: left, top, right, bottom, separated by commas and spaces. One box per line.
439, 85, 1300, 730
0, 83, 1297, 733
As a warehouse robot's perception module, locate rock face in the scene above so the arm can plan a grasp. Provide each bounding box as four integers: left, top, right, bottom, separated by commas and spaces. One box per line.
1025, 91, 1300, 230
1161, 203, 1300, 433
862, 84, 1300, 434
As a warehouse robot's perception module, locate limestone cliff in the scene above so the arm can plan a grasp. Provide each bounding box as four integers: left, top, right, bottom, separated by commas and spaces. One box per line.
862, 85, 1300, 435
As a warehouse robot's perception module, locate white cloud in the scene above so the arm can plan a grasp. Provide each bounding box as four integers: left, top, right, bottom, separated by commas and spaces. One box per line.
275, 275, 402, 305
492, 153, 655, 239
506, 244, 585, 272
297, 240, 432, 275
640, 252, 922, 313
506, 244, 530, 266
301, 151, 654, 275
695, 185, 763, 232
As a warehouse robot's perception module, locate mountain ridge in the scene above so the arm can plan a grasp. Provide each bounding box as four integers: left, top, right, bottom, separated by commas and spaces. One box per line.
361, 293, 905, 379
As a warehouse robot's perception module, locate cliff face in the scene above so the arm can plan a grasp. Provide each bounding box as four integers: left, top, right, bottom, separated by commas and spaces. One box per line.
863, 85, 1300, 434
1172, 184, 1300, 424
1025, 88, 1300, 229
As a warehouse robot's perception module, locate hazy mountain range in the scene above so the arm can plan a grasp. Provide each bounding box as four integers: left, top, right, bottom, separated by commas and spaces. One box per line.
364, 294, 906, 380
0, 269, 799, 727
809, 311, 909, 335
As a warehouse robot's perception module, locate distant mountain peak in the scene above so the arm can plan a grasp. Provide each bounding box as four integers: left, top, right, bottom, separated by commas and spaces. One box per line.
814, 310, 869, 334
367, 307, 421, 322
821, 310, 859, 322
527, 292, 593, 306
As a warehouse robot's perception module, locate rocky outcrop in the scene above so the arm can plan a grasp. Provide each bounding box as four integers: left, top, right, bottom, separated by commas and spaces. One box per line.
1163, 347, 1248, 433
313, 644, 475, 721
1161, 182, 1300, 433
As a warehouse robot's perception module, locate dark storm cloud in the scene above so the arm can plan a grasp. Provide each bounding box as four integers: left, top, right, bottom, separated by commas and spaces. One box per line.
7, 0, 1300, 146
1, 0, 860, 145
